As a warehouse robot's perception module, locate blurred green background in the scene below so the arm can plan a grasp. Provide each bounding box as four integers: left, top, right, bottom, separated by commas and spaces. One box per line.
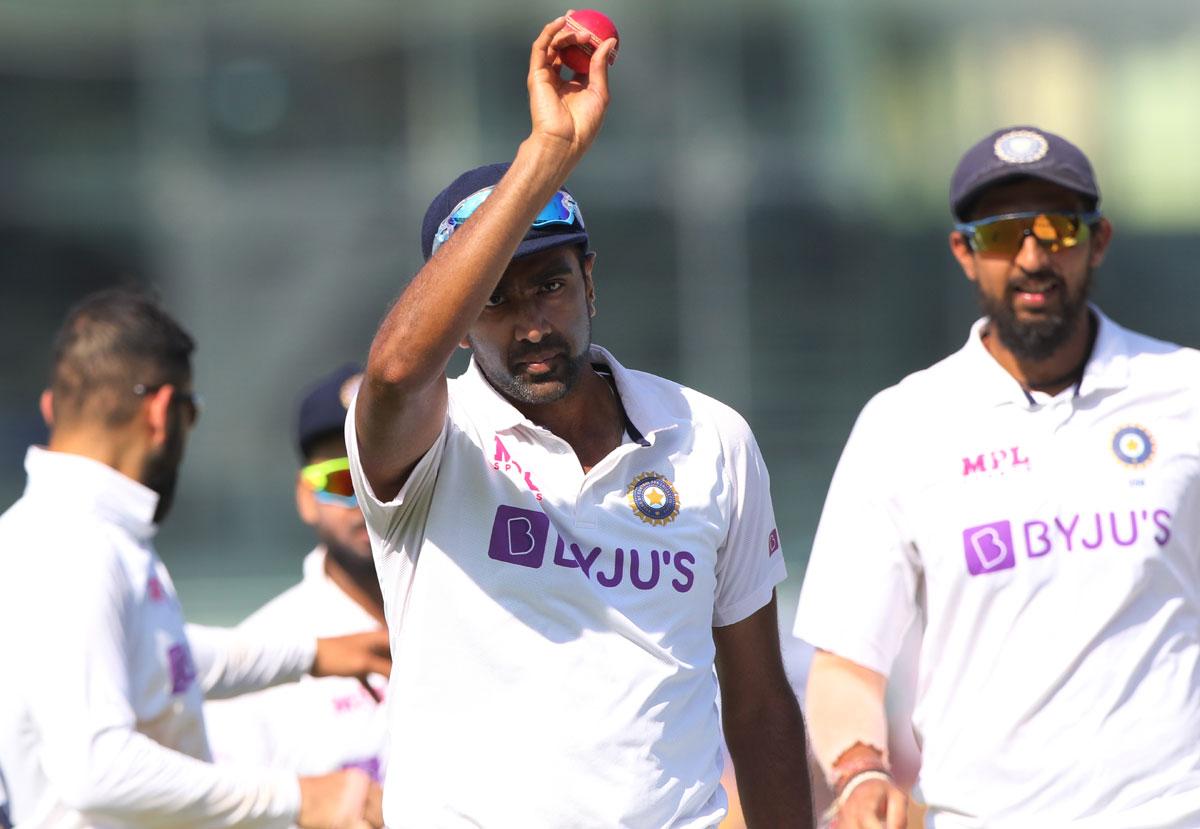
2, 0, 1198, 624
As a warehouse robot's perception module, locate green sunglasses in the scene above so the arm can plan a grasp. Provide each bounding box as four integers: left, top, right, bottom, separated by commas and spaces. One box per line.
301, 457, 357, 507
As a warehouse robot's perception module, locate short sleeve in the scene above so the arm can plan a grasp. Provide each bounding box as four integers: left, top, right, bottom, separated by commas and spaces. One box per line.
712, 410, 788, 627
344, 391, 450, 543
793, 392, 921, 677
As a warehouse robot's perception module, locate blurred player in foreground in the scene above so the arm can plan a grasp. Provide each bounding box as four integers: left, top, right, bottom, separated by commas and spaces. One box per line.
348, 15, 812, 828
0, 289, 387, 829
795, 126, 1200, 827
206, 363, 388, 781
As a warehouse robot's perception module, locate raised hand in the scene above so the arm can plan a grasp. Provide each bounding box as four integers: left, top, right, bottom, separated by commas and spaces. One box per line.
527, 14, 617, 159
312, 630, 390, 701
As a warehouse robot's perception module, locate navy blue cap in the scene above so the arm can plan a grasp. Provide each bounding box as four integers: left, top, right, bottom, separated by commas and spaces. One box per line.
296, 362, 362, 460
950, 126, 1101, 220
420, 162, 589, 262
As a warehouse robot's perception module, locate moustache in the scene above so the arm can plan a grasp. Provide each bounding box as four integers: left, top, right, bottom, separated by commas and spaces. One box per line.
1007, 269, 1064, 294
509, 336, 571, 364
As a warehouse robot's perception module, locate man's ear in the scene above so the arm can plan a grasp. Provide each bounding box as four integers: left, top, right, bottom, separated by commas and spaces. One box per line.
1088, 218, 1113, 269
144, 385, 175, 447
583, 251, 598, 317
39, 389, 54, 427
948, 231, 979, 284
296, 471, 319, 526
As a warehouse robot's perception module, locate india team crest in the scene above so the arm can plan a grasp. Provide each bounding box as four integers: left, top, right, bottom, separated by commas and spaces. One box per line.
1112, 425, 1155, 468
994, 129, 1049, 164
339, 373, 364, 409
626, 471, 680, 526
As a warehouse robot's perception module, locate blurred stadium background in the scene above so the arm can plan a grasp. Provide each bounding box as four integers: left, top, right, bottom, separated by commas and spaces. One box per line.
2, 0, 1198, 624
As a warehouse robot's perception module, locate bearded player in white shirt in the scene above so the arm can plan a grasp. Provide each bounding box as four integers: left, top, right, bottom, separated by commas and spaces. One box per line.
795, 126, 1200, 828
206, 364, 388, 781
347, 16, 812, 829
0, 289, 388, 829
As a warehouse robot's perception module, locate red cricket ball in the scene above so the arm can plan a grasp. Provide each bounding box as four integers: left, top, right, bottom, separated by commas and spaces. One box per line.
559, 9, 619, 75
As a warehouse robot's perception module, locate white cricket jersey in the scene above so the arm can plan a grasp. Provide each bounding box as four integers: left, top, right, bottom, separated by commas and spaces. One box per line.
794, 309, 1200, 828
346, 345, 786, 828
205, 548, 388, 780
0, 447, 315, 829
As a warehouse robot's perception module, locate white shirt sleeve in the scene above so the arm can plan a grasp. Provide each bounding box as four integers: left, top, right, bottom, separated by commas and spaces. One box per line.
344, 393, 450, 540
711, 406, 788, 627
793, 391, 922, 676
24, 543, 299, 828
186, 624, 315, 701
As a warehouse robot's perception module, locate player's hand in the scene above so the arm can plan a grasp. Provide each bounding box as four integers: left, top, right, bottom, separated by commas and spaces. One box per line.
297, 770, 383, 829
836, 777, 907, 829
312, 630, 390, 701
527, 14, 616, 158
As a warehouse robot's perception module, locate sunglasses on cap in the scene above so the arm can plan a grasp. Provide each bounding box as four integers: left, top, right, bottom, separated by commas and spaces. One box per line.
956, 210, 1102, 257
431, 186, 585, 256
301, 457, 357, 508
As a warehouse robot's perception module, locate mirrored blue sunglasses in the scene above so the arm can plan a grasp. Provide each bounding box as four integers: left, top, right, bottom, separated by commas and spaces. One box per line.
431, 186, 584, 256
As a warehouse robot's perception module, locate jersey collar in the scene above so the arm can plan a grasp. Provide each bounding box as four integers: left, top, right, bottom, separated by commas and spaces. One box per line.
459, 344, 676, 442
23, 445, 160, 540
964, 304, 1131, 406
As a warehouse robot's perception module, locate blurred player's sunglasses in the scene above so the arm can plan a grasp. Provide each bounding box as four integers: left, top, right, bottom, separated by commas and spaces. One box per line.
956, 210, 1102, 257
431, 186, 585, 256
301, 457, 357, 507
133, 383, 203, 426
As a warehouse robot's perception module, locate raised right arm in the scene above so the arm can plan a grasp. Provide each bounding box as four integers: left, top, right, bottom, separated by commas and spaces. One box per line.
355, 17, 616, 501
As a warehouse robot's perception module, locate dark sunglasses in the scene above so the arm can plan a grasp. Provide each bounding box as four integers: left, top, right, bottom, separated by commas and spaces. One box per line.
133, 383, 203, 425
956, 210, 1102, 257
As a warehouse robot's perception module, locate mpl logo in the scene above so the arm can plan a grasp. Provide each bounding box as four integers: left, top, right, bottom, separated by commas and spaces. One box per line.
963, 521, 1016, 576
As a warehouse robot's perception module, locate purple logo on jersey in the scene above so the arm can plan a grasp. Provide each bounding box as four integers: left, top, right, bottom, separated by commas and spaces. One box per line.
484, 505, 697, 592
341, 756, 382, 782
167, 642, 197, 694
963, 521, 1016, 575
487, 505, 549, 568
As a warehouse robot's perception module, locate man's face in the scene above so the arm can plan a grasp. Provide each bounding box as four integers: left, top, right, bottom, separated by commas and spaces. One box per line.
465, 246, 596, 405
297, 434, 373, 573
950, 178, 1112, 361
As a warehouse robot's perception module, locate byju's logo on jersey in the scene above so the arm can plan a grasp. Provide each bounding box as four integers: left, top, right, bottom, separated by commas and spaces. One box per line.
1112, 425, 1155, 468
963, 521, 1016, 575
627, 472, 680, 526
963, 508, 1173, 577
488, 505, 550, 569
167, 642, 197, 694
486, 505, 696, 592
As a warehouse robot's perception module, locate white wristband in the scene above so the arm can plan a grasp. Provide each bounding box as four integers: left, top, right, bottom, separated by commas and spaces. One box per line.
837, 770, 893, 808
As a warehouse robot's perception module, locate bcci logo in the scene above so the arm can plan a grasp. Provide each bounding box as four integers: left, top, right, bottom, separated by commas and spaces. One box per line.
993, 129, 1049, 164
339, 373, 364, 409
626, 471, 680, 526
1112, 425, 1155, 468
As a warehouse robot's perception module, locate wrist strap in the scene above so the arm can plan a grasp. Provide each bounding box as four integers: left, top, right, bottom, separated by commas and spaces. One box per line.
837, 770, 894, 808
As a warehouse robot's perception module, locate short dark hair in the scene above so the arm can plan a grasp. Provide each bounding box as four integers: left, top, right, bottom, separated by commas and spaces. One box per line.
49, 288, 196, 428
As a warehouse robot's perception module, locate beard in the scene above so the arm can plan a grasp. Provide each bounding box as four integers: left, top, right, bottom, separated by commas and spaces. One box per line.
472, 325, 592, 406
144, 423, 186, 525
978, 266, 1093, 361
321, 527, 376, 581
